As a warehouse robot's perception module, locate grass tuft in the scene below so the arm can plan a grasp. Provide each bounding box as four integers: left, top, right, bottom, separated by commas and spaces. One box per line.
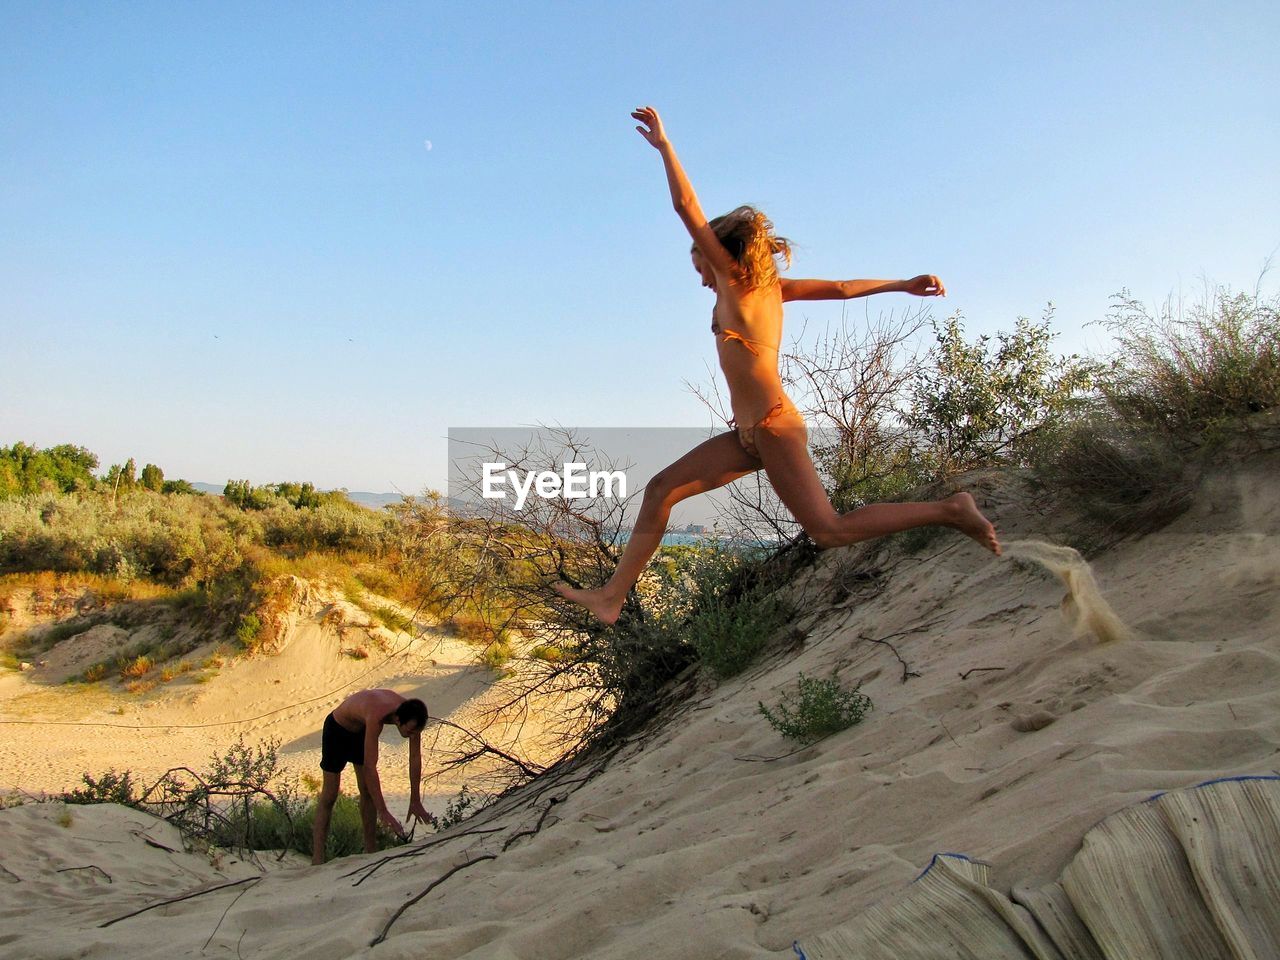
1099, 284, 1280, 440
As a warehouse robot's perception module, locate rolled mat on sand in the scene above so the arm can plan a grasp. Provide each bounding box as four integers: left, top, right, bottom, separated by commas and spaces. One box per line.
791, 775, 1280, 960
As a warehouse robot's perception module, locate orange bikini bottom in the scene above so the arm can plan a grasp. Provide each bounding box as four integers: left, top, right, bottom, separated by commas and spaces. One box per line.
731, 400, 801, 459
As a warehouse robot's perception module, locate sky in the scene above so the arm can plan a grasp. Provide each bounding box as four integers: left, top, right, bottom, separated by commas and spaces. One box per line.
3, 1, 1278, 495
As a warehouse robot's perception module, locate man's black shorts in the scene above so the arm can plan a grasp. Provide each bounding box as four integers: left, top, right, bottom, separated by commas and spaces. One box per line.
320, 712, 365, 773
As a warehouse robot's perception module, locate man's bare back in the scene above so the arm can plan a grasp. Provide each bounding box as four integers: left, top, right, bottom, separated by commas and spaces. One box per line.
331, 688, 406, 733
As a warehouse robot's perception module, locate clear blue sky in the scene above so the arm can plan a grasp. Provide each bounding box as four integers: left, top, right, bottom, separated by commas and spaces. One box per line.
3, 1, 1277, 494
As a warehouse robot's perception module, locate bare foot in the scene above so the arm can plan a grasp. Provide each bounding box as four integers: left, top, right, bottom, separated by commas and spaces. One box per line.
945, 492, 1001, 555
553, 582, 624, 625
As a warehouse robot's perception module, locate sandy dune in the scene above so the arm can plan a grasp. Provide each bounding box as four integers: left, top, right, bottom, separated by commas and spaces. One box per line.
2, 450, 1278, 958
0, 585, 511, 813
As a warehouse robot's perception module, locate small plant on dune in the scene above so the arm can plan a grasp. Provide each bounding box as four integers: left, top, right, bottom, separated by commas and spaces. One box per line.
235, 612, 262, 651
759, 673, 873, 744
159, 662, 185, 682
530, 643, 563, 663
119, 654, 153, 679
342, 578, 366, 607
343, 644, 370, 660
477, 635, 514, 673
63, 769, 140, 806
450, 612, 500, 644
373, 604, 413, 633
437, 784, 491, 830
82, 662, 108, 682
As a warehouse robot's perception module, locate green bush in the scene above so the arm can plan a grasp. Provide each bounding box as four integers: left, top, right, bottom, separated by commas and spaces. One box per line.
0, 443, 98, 499
572, 546, 791, 727
477, 636, 514, 672
222, 793, 403, 860
907, 312, 1095, 478
1099, 284, 1280, 439
685, 583, 792, 680
805, 311, 1094, 513
759, 673, 873, 743
437, 785, 491, 830
235, 613, 262, 650
63, 769, 140, 806
59, 738, 404, 860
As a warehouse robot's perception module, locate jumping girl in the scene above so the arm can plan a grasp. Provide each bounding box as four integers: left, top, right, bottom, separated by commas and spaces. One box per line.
556, 106, 1000, 625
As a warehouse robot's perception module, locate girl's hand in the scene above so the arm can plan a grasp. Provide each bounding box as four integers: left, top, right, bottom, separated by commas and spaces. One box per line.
631, 105, 668, 148
903, 274, 946, 297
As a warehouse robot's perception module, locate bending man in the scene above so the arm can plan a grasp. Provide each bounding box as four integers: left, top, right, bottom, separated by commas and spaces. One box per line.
312, 688, 431, 864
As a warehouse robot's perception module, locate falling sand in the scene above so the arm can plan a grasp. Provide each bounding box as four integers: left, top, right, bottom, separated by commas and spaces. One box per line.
1003, 539, 1136, 644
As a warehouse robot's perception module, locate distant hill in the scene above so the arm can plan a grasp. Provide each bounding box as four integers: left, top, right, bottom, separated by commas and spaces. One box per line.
343, 490, 408, 509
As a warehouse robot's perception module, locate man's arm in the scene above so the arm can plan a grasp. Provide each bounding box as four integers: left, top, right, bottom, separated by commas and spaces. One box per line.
361, 724, 404, 837
781, 275, 946, 301
406, 732, 431, 825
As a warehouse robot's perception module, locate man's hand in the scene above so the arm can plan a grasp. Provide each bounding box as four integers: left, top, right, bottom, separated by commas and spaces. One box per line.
407, 799, 436, 829
902, 274, 946, 297
631, 106, 668, 149
379, 809, 406, 839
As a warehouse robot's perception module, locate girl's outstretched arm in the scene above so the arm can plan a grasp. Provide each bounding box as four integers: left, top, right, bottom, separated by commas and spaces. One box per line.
781, 275, 947, 301
632, 105, 738, 279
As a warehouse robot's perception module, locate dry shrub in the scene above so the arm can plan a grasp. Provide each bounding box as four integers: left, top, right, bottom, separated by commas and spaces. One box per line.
120, 654, 152, 679
1100, 283, 1280, 440
1033, 416, 1193, 536
450, 613, 500, 645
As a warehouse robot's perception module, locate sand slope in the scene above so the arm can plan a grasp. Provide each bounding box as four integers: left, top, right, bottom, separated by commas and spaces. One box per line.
0, 582, 502, 812
1, 450, 1278, 958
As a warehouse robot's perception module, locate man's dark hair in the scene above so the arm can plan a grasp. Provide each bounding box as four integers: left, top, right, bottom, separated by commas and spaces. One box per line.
394, 698, 428, 730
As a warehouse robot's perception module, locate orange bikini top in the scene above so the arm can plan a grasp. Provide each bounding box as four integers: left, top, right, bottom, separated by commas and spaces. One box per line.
711, 319, 777, 356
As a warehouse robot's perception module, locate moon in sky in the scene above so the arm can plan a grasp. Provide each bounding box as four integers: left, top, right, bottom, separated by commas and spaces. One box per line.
424, 140, 433, 151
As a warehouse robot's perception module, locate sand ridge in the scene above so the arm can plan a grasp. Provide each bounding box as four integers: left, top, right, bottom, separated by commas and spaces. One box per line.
1, 457, 1278, 958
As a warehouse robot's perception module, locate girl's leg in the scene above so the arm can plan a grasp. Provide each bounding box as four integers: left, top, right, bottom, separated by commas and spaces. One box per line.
752, 413, 1000, 553
555, 431, 760, 624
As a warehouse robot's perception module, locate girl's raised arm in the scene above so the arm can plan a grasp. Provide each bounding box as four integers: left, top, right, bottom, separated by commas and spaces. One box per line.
632, 106, 738, 279
781, 275, 947, 301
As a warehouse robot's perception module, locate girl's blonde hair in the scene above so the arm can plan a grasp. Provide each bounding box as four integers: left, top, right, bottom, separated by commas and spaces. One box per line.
697, 205, 793, 291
